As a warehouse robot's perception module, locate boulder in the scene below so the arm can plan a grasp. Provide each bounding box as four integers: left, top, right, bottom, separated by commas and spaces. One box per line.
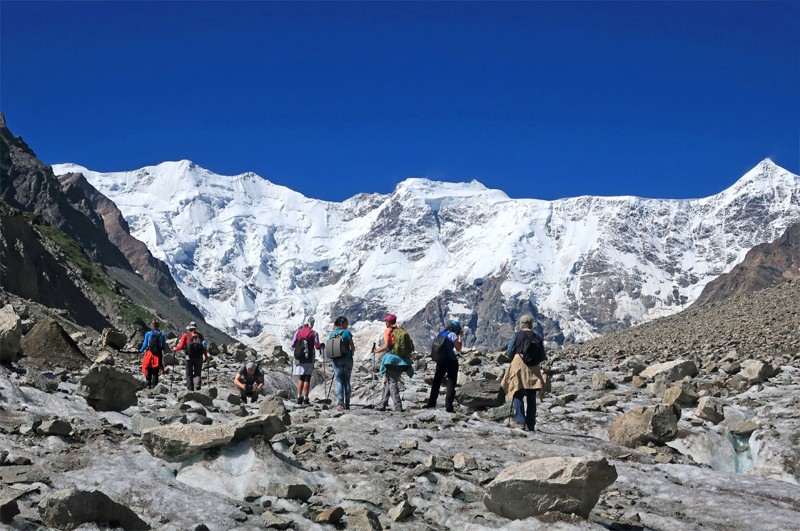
78, 365, 139, 411
662, 381, 700, 406
90, 351, 115, 368
695, 396, 725, 424
262, 511, 293, 529
131, 413, 161, 436
38, 419, 72, 436
1, 495, 20, 524
345, 506, 382, 530
608, 404, 681, 447
38, 487, 150, 530
591, 372, 614, 391
0, 305, 22, 363
259, 395, 291, 425
101, 328, 128, 350
740, 360, 778, 383
20, 318, 91, 370
640, 360, 698, 382
266, 482, 313, 501
141, 414, 287, 462
483, 455, 617, 519
456, 379, 505, 408
315, 506, 345, 524
388, 500, 415, 522
453, 452, 477, 471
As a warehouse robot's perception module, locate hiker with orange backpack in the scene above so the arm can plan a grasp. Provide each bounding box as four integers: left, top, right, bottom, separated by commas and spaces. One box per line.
140, 319, 168, 389
174, 321, 210, 391
371, 314, 414, 412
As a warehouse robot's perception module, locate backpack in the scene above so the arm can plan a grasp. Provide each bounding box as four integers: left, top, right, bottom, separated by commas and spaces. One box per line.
430, 330, 452, 362
513, 330, 546, 366
293, 328, 315, 362
147, 331, 163, 356
390, 326, 415, 361
187, 333, 204, 359
325, 331, 347, 359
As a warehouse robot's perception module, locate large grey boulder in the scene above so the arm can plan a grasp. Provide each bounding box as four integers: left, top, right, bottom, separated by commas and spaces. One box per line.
457, 379, 504, 408
0, 305, 22, 363
662, 381, 700, 406
38, 487, 150, 530
695, 396, 725, 424
483, 455, 617, 519
640, 359, 698, 382
259, 395, 291, 425
141, 414, 287, 462
101, 328, 128, 350
608, 404, 681, 447
78, 365, 139, 411
740, 360, 778, 383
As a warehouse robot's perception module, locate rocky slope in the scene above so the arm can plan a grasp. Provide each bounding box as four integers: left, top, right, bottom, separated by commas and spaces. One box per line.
1, 275, 798, 529
694, 222, 800, 306
53, 158, 800, 351
0, 116, 233, 344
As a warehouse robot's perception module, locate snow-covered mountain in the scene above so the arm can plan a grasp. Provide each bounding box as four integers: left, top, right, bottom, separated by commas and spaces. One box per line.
52, 160, 800, 350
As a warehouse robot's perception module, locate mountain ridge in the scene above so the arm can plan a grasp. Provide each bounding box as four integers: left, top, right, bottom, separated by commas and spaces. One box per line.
52, 158, 800, 350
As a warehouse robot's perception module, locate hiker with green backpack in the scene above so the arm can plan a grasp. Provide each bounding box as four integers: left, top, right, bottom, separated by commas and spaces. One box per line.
325, 316, 356, 410
371, 313, 414, 412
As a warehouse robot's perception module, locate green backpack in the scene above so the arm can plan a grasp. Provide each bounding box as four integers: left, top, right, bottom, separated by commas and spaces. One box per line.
390, 326, 415, 361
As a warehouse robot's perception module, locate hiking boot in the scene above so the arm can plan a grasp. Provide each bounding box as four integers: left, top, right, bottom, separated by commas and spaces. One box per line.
335, 403, 344, 411
297, 396, 304, 405
423, 403, 436, 409
445, 406, 454, 413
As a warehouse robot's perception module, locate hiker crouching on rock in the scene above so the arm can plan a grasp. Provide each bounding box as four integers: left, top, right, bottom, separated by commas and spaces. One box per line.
425, 319, 463, 412
174, 321, 210, 391
291, 316, 321, 405
372, 313, 414, 412
140, 319, 168, 389
500, 313, 547, 432
234, 361, 265, 404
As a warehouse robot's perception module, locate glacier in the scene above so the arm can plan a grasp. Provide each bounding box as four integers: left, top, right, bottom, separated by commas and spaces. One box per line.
52, 159, 800, 351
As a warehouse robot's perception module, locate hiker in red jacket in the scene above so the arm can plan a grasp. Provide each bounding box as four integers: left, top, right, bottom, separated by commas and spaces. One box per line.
140, 319, 168, 389
174, 321, 210, 391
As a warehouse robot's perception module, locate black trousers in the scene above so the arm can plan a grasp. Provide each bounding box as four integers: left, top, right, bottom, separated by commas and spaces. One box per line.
427, 359, 459, 410
186, 357, 203, 390
145, 367, 160, 387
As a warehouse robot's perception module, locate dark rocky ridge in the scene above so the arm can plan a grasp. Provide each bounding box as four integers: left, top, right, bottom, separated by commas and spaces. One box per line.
694, 222, 800, 306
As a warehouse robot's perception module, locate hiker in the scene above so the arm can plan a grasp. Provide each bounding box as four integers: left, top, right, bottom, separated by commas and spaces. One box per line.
327, 316, 356, 410
371, 313, 414, 412
140, 319, 168, 389
234, 361, 265, 404
291, 316, 321, 405
425, 319, 463, 412
500, 313, 546, 431
174, 321, 210, 391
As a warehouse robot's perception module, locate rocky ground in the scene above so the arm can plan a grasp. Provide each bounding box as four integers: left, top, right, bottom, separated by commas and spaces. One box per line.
1, 281, 800, 530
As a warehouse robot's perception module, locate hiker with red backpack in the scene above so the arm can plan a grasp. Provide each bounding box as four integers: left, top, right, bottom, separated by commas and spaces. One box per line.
140, 319, 168, 389
291, 316, 321, 405
174, 321, 210, 391
500, 313, 547, 432
371, 314, 414, 412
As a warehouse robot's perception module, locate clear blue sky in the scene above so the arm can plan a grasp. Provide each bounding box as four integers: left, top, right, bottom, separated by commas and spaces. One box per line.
2, 1, 798, 202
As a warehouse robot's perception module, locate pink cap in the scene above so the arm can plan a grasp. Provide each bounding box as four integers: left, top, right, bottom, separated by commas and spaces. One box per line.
382, 314, 397, 323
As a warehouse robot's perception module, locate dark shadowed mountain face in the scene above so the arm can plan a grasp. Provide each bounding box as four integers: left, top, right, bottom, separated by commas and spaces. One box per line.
0, 114, 130, 270
0, 115, 234, 342
694, 222, 800, 306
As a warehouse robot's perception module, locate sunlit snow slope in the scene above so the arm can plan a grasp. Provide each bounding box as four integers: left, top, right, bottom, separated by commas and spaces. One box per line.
53, 160, 800, 348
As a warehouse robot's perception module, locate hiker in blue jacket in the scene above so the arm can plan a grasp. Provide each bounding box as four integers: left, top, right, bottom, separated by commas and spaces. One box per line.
425, 320, 463, 412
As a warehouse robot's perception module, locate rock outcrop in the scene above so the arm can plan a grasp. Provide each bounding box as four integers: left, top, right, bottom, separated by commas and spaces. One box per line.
78, 365, 139, 411
484, 455, 618, 519
38, 487, 149, 530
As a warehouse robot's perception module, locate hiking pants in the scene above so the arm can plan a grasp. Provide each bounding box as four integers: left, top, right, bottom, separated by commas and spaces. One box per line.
513, 389, 537, 430
240, 389, 259, 404
186, 357, 203, 390
331, 356, 353, 407
427, 359, 458, 411
380, 367, 403, 411
145, 367, 160, 388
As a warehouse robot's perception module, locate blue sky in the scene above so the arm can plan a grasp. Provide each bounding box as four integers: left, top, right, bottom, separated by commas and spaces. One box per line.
2, 1, 798, 202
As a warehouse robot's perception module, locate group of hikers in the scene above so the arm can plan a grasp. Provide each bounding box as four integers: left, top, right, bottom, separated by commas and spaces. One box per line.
139, 312, 547, 431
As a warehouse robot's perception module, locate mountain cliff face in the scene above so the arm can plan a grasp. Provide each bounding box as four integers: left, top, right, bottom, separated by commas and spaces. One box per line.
693, 222, 800, 306
52, 159, 800, 349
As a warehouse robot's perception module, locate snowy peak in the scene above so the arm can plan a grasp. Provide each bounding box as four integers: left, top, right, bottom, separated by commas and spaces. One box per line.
52, 160, 800, 350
